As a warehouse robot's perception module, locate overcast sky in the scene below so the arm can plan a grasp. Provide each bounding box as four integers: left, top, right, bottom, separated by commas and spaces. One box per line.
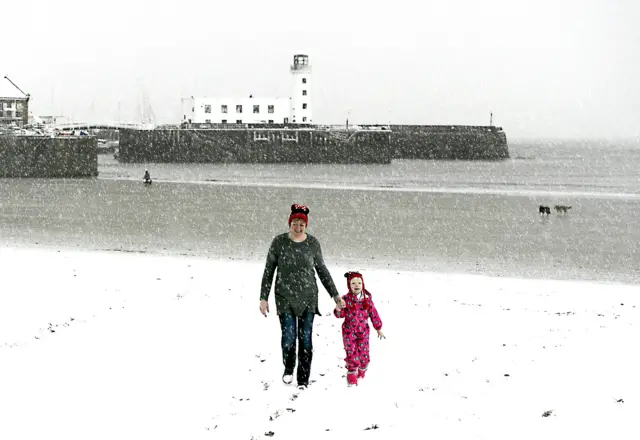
2, 0, 639, 139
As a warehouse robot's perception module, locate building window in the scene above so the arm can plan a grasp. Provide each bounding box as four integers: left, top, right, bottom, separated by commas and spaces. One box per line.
302, 117, 307, 122
221, 119, 227, 124
16, 111, 23, 118
0, 111, 3, 117
16, 102, 23, 111
268, 105, 274, 114
221, 105, 228, 113
6, 111, 12, 118
302, 90, 307, 96
302, 103, 307, 109
236, 120, 242, 124
205, 119, 211, 123
268, 120, 274, 124
302, 78, 307, 84
204, 105, 211, 114
253, 105, 260, 114
236, 105, 243, 113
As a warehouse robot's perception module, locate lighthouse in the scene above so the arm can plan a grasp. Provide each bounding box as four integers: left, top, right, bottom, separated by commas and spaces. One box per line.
290, 54, 312, 124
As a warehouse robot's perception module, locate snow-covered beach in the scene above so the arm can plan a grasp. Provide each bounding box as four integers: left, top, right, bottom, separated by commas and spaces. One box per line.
2, 246, 639, 439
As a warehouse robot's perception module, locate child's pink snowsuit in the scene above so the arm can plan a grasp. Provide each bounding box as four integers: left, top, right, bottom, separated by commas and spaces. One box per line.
334, 290, 383, 374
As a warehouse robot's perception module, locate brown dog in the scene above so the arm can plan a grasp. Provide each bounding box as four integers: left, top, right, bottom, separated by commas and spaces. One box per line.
554, 205, 572, 214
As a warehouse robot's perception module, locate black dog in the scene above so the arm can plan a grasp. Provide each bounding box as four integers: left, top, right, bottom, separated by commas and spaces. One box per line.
539, 205, 551, 215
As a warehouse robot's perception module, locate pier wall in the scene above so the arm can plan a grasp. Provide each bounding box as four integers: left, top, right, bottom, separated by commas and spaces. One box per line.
117, 124, 509, 164
390, 125, 509, 160
118, 128, 393, 164
0, 135, 98, 178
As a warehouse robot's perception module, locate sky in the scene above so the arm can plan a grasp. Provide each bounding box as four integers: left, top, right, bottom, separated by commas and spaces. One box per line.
2, 0, 639, 139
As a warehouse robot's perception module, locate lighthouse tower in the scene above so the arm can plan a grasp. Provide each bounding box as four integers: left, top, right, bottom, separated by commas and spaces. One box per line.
290, 54, 312, 124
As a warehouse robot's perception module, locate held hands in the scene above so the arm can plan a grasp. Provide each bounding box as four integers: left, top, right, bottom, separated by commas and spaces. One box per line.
260, 300, 269, 317
335, 296, 346, 310
377, 329, 386, 339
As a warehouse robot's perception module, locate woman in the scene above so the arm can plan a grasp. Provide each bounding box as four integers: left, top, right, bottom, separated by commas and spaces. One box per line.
260, 204, 345, 388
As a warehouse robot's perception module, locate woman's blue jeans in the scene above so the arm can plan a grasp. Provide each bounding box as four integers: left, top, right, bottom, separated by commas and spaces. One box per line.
278, 308, 315, 386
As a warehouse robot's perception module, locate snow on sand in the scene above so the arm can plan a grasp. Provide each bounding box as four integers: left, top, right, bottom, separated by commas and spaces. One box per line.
1, 247, 639, 439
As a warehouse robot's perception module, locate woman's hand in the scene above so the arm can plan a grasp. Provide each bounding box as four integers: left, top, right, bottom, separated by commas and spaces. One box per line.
377, 329, 386, 339
260, 300, 269, 317
334, 296, 346, 309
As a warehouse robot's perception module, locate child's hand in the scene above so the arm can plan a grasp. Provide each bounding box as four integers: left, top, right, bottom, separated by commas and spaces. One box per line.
377, 329, 386, 339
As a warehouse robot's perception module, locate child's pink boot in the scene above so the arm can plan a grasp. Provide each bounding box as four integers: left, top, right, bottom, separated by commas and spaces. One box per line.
347, 371, 358, 386
358, 367, 367, 379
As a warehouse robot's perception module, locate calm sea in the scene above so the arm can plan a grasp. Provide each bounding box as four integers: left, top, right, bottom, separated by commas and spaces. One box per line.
1, 139, 639, 284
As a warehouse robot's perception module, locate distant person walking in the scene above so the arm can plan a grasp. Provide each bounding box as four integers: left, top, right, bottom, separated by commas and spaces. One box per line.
260, 204, 345, 388
143, 169, 152, 185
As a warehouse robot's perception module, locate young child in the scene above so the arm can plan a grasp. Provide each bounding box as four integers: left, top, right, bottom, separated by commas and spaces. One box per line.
334, 271, 385, 386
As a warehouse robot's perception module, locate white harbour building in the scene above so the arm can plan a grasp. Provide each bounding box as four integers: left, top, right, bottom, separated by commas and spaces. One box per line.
182, 54, 313, 125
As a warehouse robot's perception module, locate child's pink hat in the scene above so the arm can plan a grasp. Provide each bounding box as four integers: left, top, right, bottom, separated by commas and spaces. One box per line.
345, 271, 364, 293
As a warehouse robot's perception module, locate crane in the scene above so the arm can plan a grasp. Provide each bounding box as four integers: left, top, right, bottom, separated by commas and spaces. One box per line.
3, 75, 30, 100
